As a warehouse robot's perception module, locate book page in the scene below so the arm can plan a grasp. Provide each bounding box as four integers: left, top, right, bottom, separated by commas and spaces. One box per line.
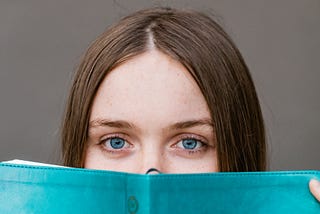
2, 159, 67, 168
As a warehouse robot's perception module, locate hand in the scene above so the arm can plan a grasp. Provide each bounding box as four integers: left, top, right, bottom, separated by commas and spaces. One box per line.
309, 179, 320, 202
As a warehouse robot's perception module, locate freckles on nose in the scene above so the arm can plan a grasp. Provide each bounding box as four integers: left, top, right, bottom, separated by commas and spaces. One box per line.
138, 149, 166, 174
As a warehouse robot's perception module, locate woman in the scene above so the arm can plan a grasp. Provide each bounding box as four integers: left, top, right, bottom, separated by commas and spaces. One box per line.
61, 7, 320, 201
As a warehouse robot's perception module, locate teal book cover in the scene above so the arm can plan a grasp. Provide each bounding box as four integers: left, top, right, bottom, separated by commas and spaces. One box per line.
0, 161, 319, 213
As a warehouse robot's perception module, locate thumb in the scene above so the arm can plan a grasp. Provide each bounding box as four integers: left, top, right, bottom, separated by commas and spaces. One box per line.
309, 179, 320, 202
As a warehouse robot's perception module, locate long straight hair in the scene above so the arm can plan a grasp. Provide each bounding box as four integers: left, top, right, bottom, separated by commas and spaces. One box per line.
62, 7, 266, 171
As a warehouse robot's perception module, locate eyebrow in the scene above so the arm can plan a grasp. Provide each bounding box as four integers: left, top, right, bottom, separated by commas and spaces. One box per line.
89, 118, 214, 131
89, 119, 136, 129
168, 118, 214, 130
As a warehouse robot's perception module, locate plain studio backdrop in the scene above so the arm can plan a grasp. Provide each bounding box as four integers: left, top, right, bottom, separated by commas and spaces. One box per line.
0, 0, 319, 170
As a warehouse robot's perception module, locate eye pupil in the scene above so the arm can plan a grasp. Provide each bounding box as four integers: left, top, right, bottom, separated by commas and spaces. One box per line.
110, 138, 125, 149
182, 139, 197, 149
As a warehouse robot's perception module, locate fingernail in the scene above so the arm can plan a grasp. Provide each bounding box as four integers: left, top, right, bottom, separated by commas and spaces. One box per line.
310, 179, 320, 188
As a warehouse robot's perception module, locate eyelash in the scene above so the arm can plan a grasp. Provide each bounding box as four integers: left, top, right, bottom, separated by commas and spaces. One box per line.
98, 133, 208, 156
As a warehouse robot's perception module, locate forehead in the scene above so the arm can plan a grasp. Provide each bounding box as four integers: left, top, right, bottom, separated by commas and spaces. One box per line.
90, 50, 210, 126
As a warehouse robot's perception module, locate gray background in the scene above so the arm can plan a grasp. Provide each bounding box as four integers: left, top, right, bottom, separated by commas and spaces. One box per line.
0, 0, 319, 170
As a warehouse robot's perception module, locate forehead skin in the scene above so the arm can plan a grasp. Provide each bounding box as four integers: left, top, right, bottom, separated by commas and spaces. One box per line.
90, 50, 211, 132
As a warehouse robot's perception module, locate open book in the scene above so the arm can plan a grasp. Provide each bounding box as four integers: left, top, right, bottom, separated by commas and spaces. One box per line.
0, 160, 319, 213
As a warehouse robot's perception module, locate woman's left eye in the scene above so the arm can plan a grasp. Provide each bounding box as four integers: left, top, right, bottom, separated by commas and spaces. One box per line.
176, 138, 204, 150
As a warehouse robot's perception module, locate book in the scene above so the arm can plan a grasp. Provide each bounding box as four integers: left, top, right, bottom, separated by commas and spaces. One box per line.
0, 160, 319, 213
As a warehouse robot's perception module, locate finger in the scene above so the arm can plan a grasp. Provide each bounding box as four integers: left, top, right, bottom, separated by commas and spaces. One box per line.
309, 179, 320, 202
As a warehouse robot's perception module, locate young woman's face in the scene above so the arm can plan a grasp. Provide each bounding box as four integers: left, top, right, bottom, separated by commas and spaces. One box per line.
84, 50, 217, 174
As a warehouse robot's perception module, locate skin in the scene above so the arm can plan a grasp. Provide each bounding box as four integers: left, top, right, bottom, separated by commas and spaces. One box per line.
84, 50, 320, 201
310, 179, 320, 201
85, 50, 217, 174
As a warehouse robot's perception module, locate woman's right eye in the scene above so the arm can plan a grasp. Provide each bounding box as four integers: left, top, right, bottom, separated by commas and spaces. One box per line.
109, 137, 125, 149
100, 136, 130, 151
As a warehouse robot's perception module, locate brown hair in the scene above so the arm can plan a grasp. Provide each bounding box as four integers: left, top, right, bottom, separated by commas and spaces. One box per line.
62, 7, 266, 171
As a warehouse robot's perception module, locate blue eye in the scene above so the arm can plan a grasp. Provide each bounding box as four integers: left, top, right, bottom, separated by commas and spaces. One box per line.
99, 135, 132, 154
181, 139, 200, 150
173, 136, 208, 156
108, 137, 125, 149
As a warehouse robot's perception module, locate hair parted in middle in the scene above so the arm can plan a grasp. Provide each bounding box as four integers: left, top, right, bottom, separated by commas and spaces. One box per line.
62, 7, 266, 172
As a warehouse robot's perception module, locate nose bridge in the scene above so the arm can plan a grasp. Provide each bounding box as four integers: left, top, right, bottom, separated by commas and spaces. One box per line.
139, 139, 164, 174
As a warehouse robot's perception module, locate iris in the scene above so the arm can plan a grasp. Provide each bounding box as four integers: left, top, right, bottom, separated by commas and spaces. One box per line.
182, 139, 198, 150
110, 138, 125, 149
